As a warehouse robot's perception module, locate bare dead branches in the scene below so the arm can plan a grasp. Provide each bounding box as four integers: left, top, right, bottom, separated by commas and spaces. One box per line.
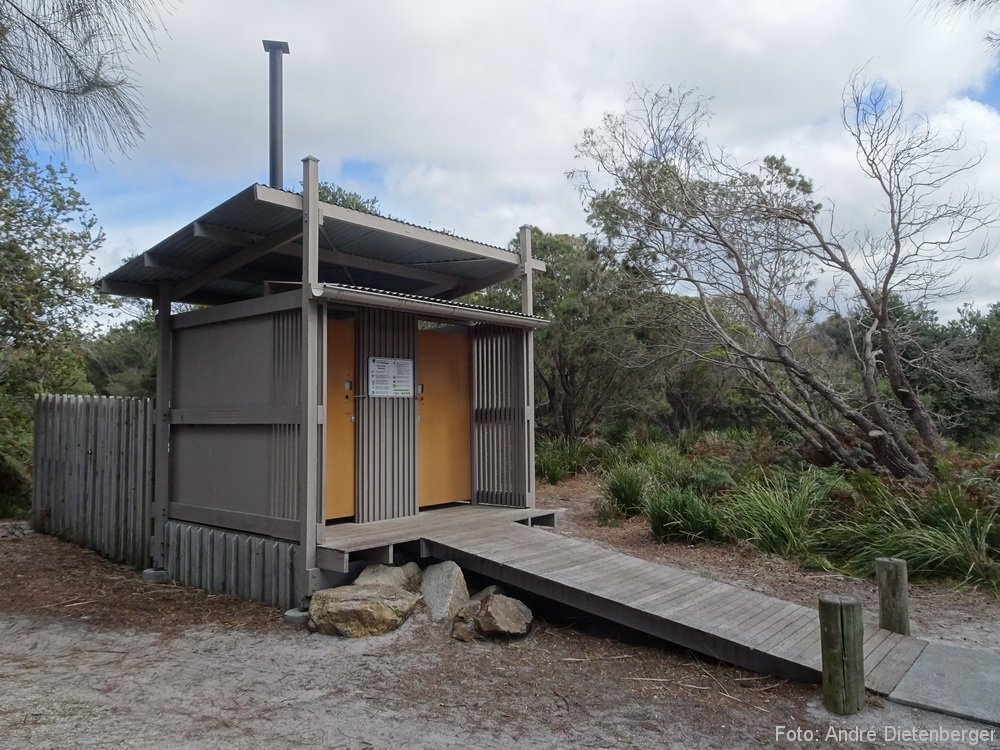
573, 78, 996, 477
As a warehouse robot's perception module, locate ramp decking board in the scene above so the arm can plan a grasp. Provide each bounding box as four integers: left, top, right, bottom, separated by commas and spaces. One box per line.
318, 505, 927, 694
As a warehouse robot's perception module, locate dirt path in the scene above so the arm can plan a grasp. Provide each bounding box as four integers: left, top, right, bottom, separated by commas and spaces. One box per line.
1, 513, 998, 748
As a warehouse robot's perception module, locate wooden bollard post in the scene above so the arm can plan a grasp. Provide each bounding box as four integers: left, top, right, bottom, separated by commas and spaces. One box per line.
875, 557, 910, 635
819, 594, 865, 715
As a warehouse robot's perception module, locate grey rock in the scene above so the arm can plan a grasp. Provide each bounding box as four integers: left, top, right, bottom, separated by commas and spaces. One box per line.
470, 584, 506, 603
353, 562, 422, 593
309, 583, 420, 637
420, 561, 470, 622
283, 608, 310, 626
450, 620, 480, 642
141, 568, 170, 584
475, 594, 533, 637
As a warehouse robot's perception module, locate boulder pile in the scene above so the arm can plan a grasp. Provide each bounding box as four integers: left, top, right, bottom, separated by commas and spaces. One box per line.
307, 560, 532, 640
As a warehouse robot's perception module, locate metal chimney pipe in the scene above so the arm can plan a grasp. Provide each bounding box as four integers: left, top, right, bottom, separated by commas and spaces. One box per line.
262, 40, 290, 189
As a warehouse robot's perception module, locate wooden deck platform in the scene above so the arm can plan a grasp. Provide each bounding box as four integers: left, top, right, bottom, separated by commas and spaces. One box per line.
317, 504, 557, 572
319, 506, 927, 694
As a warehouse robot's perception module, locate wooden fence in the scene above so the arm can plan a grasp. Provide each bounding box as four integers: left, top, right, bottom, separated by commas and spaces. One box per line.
32, 394, 154, 568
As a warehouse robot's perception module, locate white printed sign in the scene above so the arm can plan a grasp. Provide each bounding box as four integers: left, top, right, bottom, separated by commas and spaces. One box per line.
368, 357, 414, 398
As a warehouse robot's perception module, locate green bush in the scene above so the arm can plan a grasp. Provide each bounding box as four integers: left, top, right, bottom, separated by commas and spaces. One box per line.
647, 485, 724, 543
721, 468, 841, 559
687, 462, 737, 496
825, 492, 998, 587
599, 461, 650, 517
535, 436, 597, 484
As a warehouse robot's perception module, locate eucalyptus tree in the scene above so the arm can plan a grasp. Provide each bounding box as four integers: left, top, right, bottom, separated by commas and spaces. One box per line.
573, 77, 995, 477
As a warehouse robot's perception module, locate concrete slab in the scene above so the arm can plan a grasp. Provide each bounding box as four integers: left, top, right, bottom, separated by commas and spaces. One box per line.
889, 643, 1000, 727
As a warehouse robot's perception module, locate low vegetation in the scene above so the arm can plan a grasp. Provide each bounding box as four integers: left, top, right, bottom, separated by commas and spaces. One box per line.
539, 429, 1000, 589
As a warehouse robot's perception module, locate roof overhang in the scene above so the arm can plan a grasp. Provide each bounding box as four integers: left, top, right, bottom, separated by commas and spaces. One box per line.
97, 184, 546, 305
313, 284, 547, 329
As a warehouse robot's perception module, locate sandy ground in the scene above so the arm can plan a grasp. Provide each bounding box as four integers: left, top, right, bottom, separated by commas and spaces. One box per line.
2, 485, 999, 749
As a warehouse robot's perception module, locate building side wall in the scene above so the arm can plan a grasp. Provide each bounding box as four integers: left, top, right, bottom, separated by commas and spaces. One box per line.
169, 305, 303, 538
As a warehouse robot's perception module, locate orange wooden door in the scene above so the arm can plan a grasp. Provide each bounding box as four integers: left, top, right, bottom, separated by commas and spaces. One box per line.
417, 329, 472, 507
325, 318, 356, 520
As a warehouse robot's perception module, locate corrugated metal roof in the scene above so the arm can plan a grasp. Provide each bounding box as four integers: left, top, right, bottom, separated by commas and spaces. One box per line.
98, 184, 530, 305
318, 283, 545, 325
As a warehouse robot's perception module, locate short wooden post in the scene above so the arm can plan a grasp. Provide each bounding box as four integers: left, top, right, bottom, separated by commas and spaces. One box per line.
875, 557, 910, 635
819, 594, 865, 715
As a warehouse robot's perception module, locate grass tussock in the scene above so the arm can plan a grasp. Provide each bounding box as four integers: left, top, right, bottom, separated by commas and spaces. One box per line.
573, 427, 1000, 588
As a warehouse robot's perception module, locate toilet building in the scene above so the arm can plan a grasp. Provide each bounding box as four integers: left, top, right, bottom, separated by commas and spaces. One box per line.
97, 157, 545, 606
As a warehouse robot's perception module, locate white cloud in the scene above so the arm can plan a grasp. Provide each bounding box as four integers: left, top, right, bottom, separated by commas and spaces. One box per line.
75, 0, 1000, 314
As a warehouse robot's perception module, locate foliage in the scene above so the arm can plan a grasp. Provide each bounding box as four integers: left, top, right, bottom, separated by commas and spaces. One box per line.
592, 428, 999, 586
0, 0, 166, 155
535, 436, 581, 484
474, 229, 661, 439
574, 79, 996, 478
317, 182, 383, 215
823, 491, 998, 586
721, 469, 842, 561
85, 302, 157, 398
0, 105, 99, 514
599, 461, 650, 517
646, 485, 723, 543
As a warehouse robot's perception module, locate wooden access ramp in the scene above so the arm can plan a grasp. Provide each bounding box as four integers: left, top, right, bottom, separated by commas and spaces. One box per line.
320, 507, 927, 694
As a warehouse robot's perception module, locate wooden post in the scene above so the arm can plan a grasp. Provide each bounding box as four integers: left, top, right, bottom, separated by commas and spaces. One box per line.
298, 155, 321, 604
876, 557, 910, 635
151, 285, 173, 570
819, 594, 865, 715
518, 225, 535, 509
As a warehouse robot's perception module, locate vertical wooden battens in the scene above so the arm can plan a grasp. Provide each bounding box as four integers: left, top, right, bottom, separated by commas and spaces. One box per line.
31, 395, 153, 568
299, 155, 321, 601
152, 285, 172, 568
355, 308, 417, 522
519, 225, 536, 508
470, 324, 529, 507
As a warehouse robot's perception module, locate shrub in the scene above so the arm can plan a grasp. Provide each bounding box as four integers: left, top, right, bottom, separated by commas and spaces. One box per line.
599, 461, 650, 517
721, 468, 841, 559
646, 486, 724, 543
687, 462, 737, 496
826, 492, 998, 587
536, 437, 572, 484
535, 436, 595, 484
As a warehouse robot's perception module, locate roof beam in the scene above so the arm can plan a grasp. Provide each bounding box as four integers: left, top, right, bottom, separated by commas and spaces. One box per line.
100, 279, 157, 298
442, 264, 525, 299
273, 245, 464, 290
143, 251, 298, 286
192, 221, 263, 246
174, 220, 302, 299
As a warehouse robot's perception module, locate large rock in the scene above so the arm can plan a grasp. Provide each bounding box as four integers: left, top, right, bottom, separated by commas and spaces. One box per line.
353, 562, 422, 593
470, 584, 506, 603
420, 561, 469, 622
309, 583, 420, 637
475, 593, 532, 636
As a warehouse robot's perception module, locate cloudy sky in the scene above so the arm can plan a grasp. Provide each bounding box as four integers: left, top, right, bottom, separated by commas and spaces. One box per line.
57, 0, 1000, 316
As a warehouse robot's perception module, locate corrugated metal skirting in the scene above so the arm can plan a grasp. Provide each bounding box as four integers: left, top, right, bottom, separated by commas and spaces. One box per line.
355, 308, 417, 522
165, 521, 299, 609
472, 325, 530, 507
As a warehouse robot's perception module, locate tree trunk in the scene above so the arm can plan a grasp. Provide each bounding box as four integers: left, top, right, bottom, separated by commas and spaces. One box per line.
879, 323, 947, 456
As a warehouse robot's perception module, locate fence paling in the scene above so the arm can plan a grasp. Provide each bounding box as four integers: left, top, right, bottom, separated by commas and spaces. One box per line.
31, 394, 154, 569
